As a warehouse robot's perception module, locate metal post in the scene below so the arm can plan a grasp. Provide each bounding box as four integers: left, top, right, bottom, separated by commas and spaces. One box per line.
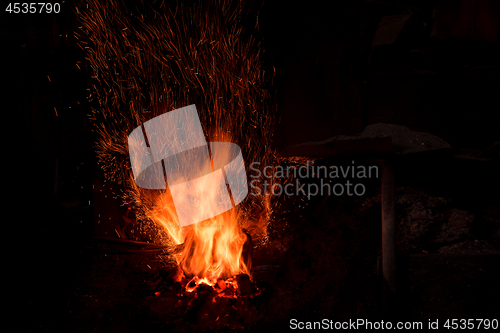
381, 159, 396, 311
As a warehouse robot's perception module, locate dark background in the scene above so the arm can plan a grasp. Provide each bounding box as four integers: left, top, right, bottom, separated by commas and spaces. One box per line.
3, 0, 499, 331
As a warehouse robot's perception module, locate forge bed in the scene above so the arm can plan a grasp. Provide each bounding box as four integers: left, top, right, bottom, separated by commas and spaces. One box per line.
9, 155, 500, 332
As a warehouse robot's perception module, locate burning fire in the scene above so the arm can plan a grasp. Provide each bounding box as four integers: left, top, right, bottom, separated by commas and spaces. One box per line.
77, 0, 280, 287
151, 175, 251, 284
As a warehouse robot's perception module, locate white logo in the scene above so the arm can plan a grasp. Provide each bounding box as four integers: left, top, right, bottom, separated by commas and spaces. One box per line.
128, 105, 248, 227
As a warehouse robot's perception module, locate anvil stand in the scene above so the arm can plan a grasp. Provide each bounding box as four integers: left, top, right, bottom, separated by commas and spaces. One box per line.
279, 136, 399, 316
380, 157, 397, 315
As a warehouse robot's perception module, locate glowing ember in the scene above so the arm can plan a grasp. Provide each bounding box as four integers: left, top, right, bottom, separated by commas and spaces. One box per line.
77, 0, 280, 287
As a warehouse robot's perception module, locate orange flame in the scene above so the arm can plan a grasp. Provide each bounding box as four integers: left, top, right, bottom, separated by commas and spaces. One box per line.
151, 186, 250, 283
78, 0, 280, 286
